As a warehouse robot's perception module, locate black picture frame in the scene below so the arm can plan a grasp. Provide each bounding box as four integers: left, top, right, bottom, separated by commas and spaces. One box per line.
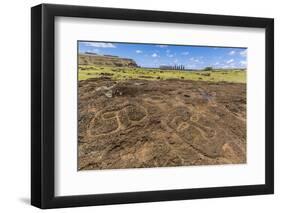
31, 3, 274, 209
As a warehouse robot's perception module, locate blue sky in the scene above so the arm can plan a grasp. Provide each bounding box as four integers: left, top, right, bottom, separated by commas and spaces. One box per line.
78, 41, 247, 69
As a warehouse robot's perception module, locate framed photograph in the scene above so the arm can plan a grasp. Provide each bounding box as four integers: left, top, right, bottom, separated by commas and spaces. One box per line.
31, 3, 274, 209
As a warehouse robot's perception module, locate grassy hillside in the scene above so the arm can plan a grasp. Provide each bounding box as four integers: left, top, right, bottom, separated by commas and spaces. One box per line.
79, 54, 138, 67
78, 65, 246, 83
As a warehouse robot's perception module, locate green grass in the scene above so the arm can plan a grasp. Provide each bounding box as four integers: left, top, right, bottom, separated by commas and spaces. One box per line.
78, 65, 246, 83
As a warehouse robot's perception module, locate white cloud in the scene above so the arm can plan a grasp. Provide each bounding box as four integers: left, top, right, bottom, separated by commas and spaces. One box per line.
84, 48, 100, 53
189, 57, 201, 63
188, 64, 196, 68
92, 49, 100, 53
136, 50, 142, 54
167, 54, 174, 58
156, 45, 168, 48
152, 53, 159, 58
226, 59, 234, 64
82, 42, 116, 48
222, 65, 234, 69
229, 50, 236, 55
182, 51, 189, 55
240, 49, 247, 57
173, 59, 179, 63
240, 60, 247, 65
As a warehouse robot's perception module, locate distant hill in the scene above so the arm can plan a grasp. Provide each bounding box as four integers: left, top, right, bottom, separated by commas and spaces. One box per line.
79, 54, 138, 67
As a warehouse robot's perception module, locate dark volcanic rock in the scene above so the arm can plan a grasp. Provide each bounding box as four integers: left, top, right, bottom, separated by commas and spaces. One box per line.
78, 79, 246, 170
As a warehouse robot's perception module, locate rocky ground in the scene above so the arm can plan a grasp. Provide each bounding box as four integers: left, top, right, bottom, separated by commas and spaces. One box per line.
78, 78, 246, 170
